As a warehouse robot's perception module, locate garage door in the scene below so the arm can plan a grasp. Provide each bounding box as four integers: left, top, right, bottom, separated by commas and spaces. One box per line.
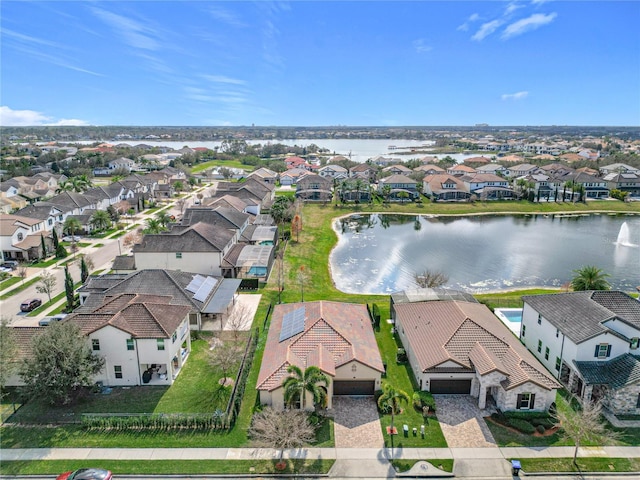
430, 379, 472, 394
333, 380, 375, 396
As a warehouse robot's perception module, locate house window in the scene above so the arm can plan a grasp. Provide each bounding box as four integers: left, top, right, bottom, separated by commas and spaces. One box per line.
126, 339, 135, 351
175, 252, 182, 259
157, 339, 165, 351
92, 339, 100, 351
516, 393, 536, 410
637, 393, 640, 409
595, 343, 611, 359
172, 331, 177, 343
537, 340, 542, 353
556, 328, 560, 338
521, 325, 526, 337
545, 347, 550, 360
48, 219, 53, 226
555, 357, 561, 371
114, 365, 123, 379
17, 233, 23, 241
631, 338, 639, 350
537, 314, 542, 325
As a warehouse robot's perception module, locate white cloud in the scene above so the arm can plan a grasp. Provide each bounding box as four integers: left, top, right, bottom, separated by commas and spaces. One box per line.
457, 13, 480, 31
501, 91, 529, 101
502, 12, 557, 39
91, 7, 159, 50
207, 6, 247, 28
504, 2, 524, 16
413, 39, 433, 53
203, 75, 247, 86
472, 20, 503, 41
0, 106, 89, 126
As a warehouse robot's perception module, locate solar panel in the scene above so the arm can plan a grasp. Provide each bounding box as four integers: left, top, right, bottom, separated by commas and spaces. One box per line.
186, 274, 206, 293
193, 276, 218, 302
279, 307, 306, 342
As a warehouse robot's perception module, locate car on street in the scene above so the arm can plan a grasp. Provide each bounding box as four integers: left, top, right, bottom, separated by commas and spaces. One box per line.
38, 313, 68, 326
62, 235, 82, 242
56, 469, 112, 480
20, 298, 42, 312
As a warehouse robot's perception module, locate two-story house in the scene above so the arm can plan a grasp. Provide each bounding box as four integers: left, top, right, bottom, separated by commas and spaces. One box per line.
521, 291, 640, 414
295, 173, 333, 201
422, 174, 470, 202
318, 164, 348, 180
459, 173, 514, 200
377, 174, 419, 201
0, 214, 52, 261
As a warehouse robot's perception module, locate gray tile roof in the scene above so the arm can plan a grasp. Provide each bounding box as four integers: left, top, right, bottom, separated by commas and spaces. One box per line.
575, 354, 640, 389
522, 291, 640, 344
133, 222, 234, 253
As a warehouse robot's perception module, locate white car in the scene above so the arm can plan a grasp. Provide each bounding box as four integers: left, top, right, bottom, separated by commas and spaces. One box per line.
62, 235, 81, 242
38, 314, 68, 326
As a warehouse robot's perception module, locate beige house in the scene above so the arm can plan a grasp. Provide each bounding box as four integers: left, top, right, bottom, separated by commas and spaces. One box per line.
257, 301, 384, 410
392, 289, 560, 412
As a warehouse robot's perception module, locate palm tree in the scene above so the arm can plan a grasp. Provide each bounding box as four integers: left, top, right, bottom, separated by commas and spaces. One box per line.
143, 218, 166, 234
571, 265, 611, 291
90, 210, 112, 232
63, 216, 82, 238
377, 383, 410, 436
156, 211, 171, 228
282, 365, 329, 411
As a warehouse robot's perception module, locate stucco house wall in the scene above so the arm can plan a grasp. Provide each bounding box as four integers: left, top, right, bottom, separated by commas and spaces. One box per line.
134, 251, 224, 276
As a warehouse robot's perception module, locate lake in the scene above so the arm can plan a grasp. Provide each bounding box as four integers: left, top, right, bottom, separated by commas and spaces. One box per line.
329, 213, 640, 294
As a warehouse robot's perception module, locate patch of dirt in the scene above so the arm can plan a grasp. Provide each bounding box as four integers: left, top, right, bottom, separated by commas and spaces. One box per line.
218, 377, 234, 387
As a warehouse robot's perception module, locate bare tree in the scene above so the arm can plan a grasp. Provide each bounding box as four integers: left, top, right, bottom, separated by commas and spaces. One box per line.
208, 339, 242, 384
248, 407, 316, 469
17, 264, 28, 285
414, 269, 449, 288
554, 397, 617, 465
122, 230, 143, 248
297, 266, 308, 302
36, 271, 57, 303
176, 198, 187, 213
225, 303, 253, 340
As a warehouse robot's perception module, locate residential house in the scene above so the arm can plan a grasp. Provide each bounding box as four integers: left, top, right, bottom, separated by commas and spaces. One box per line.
603, 172, 640, 198
318, 164, 348, 180
505, 164, 541, 178
560, 171, 609, 199
539, 163, 574, 177
0, 214, 52, 261
463, 156, 491, 166
600, 163, 640, 176
475, 164, 507, 176
460, 173, 513, 200
422, 174, 470, 202
257, 301, 384, 410
349, 163, 378, 182
382, 164, 413, 176
446, 164, 476, 176
248, 167, 278, 185
14, 203, 66, 232
392, 289, 560, 411
338, 178, 372, 203
215, 177, 276, 213
413, 164, 446, 175
521, 291, 640, 414
377, 174, 419, 201
279, 168, 307, 186
295, 173, 333, 202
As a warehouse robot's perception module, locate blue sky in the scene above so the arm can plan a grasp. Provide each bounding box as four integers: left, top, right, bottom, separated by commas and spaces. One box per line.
1, 1, 639, 127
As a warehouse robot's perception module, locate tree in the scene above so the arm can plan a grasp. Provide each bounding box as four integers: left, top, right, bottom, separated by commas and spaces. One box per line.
20, 322, 104, 406
90, 210, 112, 232
248, 407, 316, 469
40, 234, 47, 258
282, 365, 329, 411
143, 218, 166, 234
17, 264, 28, 285
173, 181, 184, 193
55, 243, 68, 259
225, 303, 253, 341
36, 271, 57, 303
414, 269, 449, 289
291, 214, 302, 242
0, 317, 18, 398
156, 211, 171, 228
571, 266, 611, 291
64, 266, 74, 312
208, 338, 241, 385
52, 228, 59, 249
219, 167, 233, 180
397, 190, 410, 204
297, 266, 308, 302
377, 383, 410, 437
554, 398, 615, 465
106, 205, 120, 222
80, 256, 89, 283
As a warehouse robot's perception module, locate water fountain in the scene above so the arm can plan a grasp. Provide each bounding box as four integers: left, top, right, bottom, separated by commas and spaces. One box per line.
615, 222, 637, 247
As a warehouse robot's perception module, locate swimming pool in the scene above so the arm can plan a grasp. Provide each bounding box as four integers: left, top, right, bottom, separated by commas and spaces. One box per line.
494, 308, 523, 337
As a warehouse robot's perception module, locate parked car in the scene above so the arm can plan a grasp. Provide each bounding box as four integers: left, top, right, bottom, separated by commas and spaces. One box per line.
38, 314, 68, 326
20, 298, 42, 312
62, 235, 82, 242
1, 260, 19, 270
56, 469, 112, 480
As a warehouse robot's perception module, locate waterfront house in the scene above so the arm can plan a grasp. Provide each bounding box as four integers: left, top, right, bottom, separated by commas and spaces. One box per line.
422, 174, 470, 202
377, 174, 419, 201
295, 173, 333, 202
603, 172, 640, 198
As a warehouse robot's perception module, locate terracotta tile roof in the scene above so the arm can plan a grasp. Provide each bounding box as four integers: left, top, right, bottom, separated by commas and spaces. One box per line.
257, 301, 384, 392
394, 300, 559, 391
11, 327, 44, 361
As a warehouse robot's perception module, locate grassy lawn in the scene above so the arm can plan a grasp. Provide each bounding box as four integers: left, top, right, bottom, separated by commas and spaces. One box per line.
391, 459, 454, 473
0, 459, 335, 476
0, 275, 21, 291
29, 257, 59, 268
93, 243, 104, 248
475, 288, 562, 309
191, 159, 248, 173
0, 276, 40, 300
515, 457, 640, 473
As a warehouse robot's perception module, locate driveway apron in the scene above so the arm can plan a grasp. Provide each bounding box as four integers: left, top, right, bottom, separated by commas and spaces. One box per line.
433, 395, 497, 448
332, 396, 384, 448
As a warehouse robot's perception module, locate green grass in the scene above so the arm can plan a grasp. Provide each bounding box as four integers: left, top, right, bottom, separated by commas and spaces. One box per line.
475, 288, 563, 309
391, 459, 454, 473
514, 457, 640, 473
93, 243, 104, 248
29, 257, 59, 268
0, 459, 335, 476
0, 275, 41, 300
108, 230, 127, 238
191, 159, 248, 174
0, 276, 21, 291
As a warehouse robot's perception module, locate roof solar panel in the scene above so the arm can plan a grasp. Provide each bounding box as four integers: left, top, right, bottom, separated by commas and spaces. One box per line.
186, 274, 206, 293
193, 276, 218, 302
279, 307, 306, 342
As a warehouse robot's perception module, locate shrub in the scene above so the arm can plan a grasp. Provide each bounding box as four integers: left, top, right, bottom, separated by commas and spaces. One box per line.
536, 424, 546, 434
396, 348, 408, 364
508, 418, 536, 434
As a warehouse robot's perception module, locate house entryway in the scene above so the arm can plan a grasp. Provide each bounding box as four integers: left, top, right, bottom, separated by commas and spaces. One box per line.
331, 396, 383, 448
433, 395, 497, 448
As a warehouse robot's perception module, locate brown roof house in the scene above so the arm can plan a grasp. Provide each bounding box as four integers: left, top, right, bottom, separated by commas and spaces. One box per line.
391, 289, 560, 411
257, 301, 384, 410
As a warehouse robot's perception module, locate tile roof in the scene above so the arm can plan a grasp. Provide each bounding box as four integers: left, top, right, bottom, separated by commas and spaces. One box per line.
394, 300, 559, 391
576, 354, 640, 389
133, 221, 234, 253
521, 291, 640, 344
257, 301, 384, 392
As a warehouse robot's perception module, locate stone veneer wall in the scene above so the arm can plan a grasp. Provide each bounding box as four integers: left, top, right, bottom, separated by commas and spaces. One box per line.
609, 384, 640, 414
501, 382, 556, 412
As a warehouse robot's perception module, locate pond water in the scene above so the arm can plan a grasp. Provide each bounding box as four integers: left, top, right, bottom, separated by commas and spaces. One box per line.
329, 213, 640, 294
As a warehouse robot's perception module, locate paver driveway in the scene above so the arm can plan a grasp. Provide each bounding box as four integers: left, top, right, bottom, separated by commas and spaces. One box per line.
332, 396, 384, 448
434, 395, 497, 448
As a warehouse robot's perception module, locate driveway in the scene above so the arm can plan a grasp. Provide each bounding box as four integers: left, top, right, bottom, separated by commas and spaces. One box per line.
433, 395, 497, 448
332, 396, 383, 448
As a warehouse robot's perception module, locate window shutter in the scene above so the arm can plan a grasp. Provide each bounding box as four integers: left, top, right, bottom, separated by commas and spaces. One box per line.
516, 394, 522, 410
594, 345, 599, 357
530, 394, 536, 410
607, 345, 612, 358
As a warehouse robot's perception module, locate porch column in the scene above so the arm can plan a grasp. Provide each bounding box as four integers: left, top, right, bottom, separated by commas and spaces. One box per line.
478, 383, 487, 409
